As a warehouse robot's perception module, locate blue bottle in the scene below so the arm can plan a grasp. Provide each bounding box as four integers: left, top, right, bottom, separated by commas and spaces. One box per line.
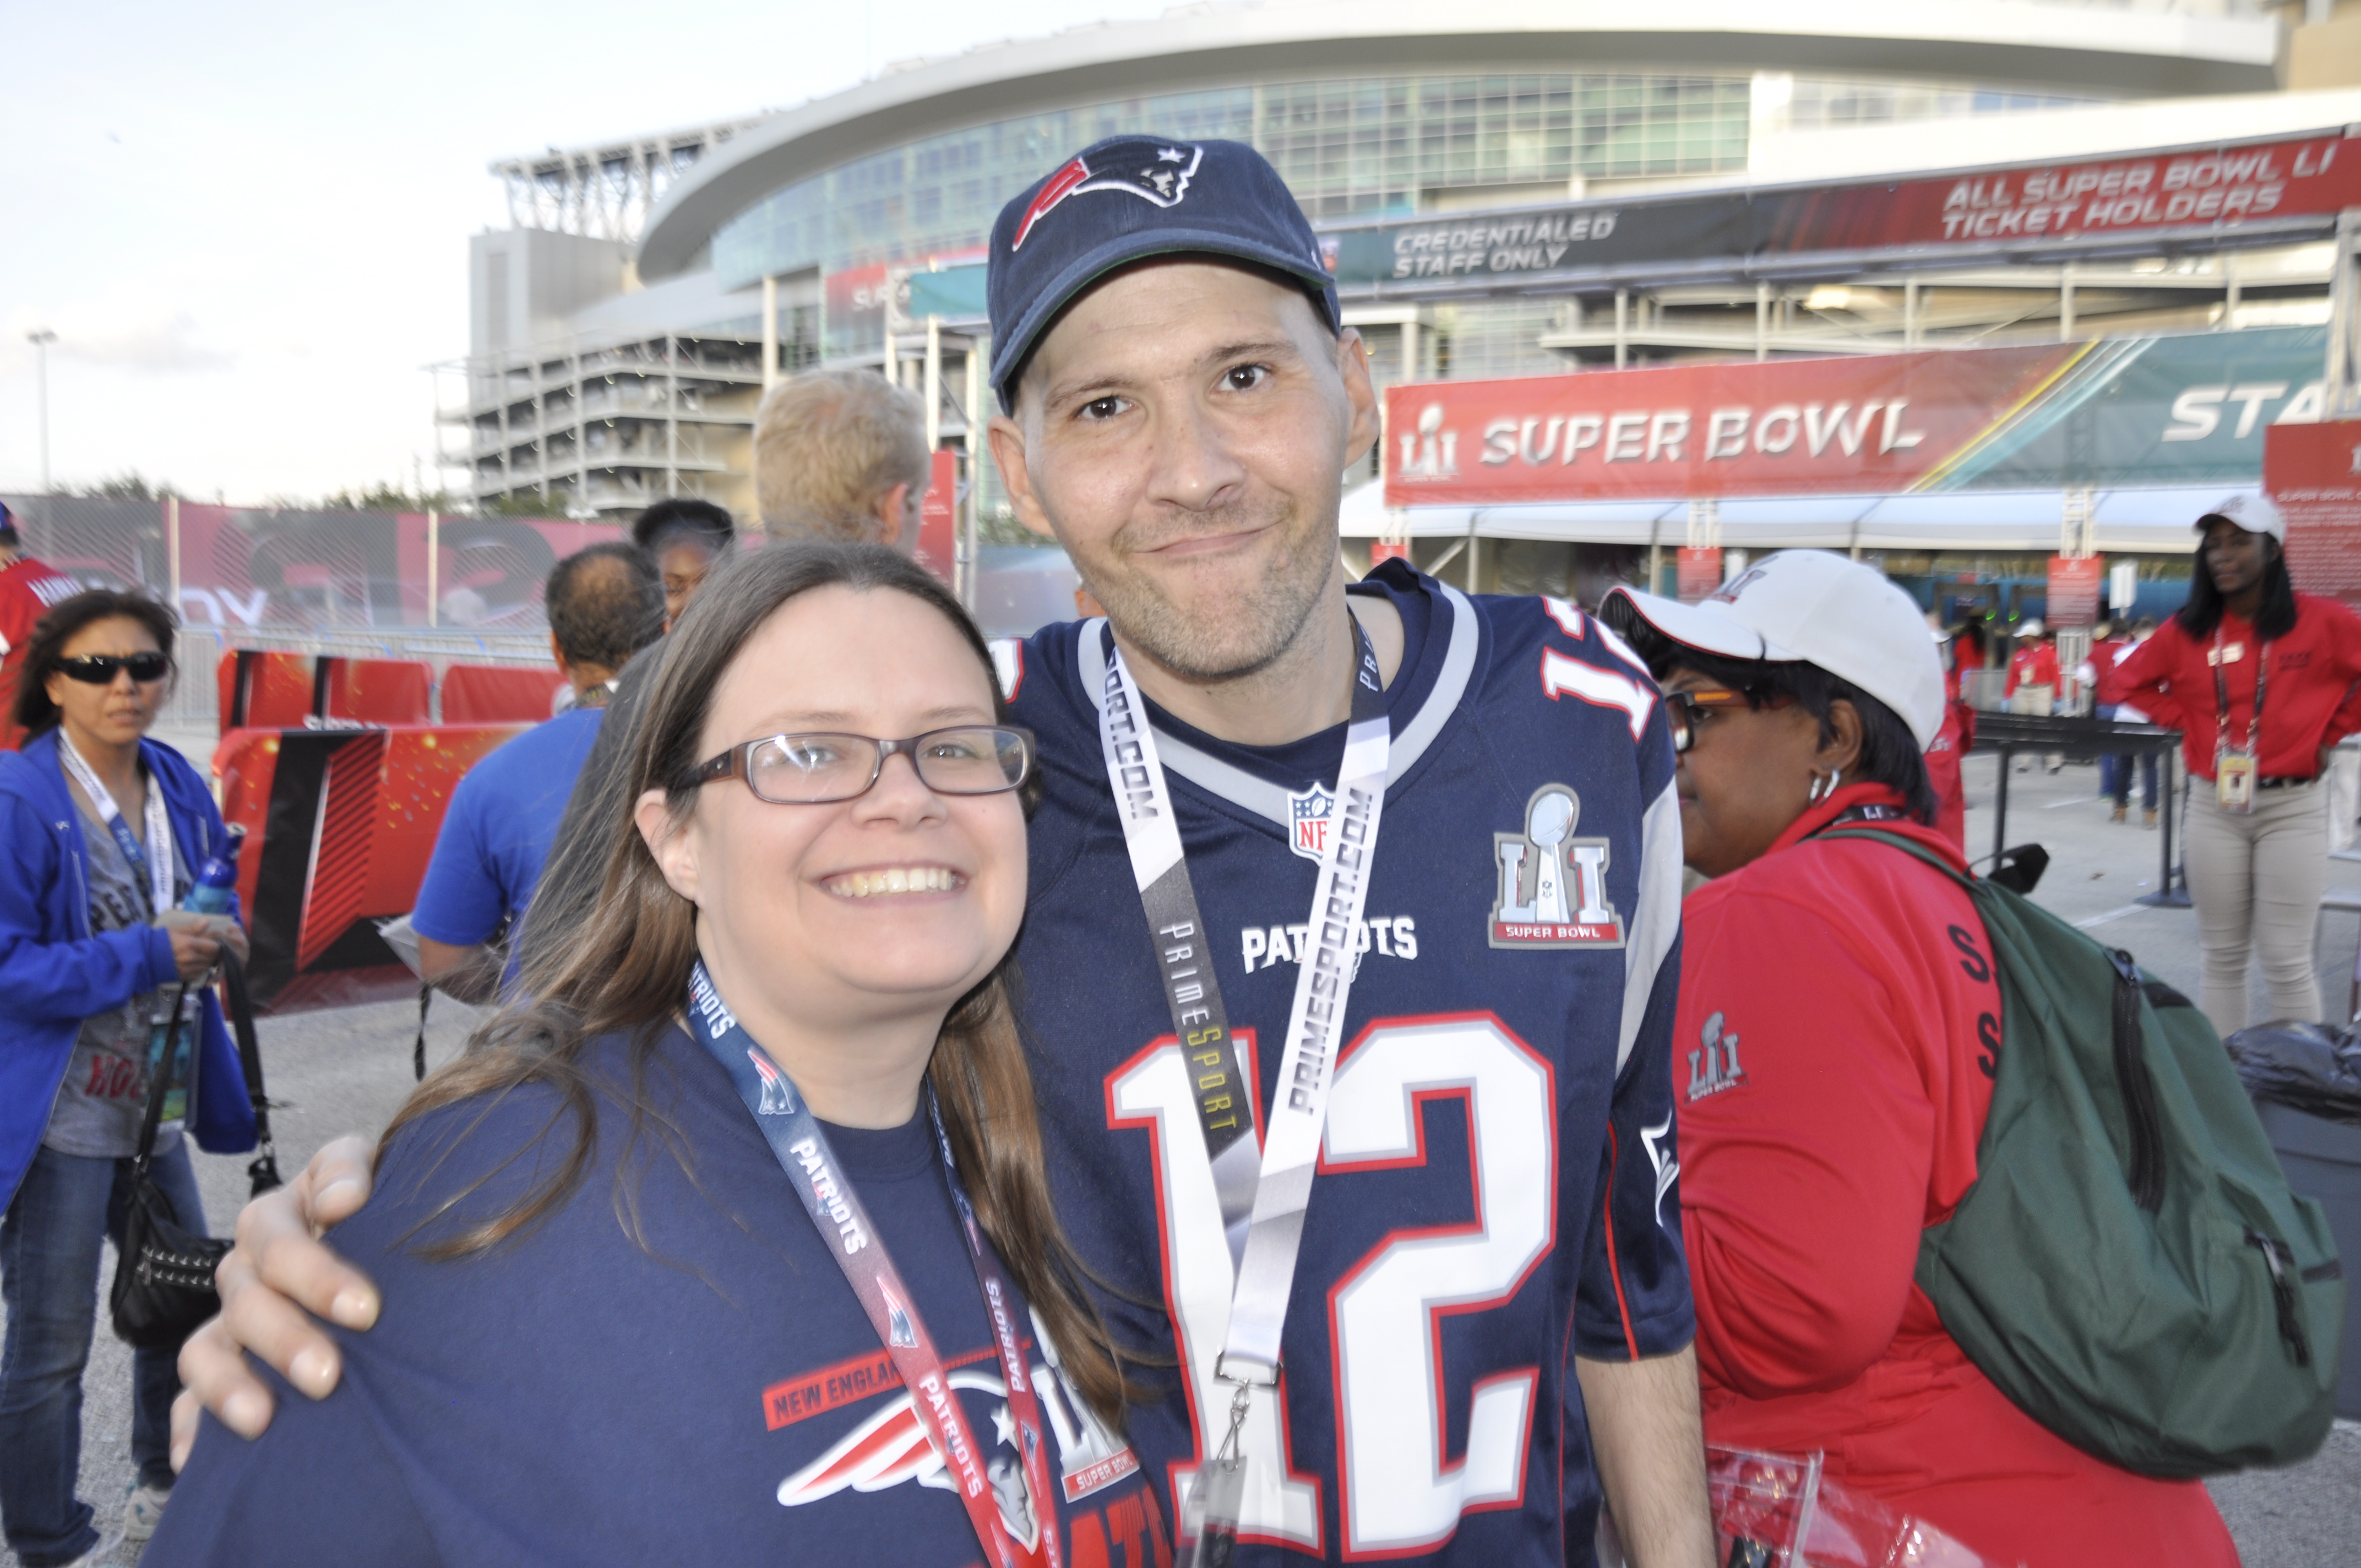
147, 827, 244, 1124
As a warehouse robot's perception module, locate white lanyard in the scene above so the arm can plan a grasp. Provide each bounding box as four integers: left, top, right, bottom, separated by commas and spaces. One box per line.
1094, 619, 1390, 1388
59, 733, 175, 918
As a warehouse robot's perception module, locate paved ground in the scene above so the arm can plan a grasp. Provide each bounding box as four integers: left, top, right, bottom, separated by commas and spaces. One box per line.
4, 745, 2358, 1564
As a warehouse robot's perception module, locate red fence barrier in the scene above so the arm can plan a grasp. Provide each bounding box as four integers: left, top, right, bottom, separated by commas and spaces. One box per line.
215, 722, 530, 1012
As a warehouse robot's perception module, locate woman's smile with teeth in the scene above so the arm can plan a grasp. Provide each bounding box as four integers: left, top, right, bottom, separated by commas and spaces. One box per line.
827, 865, 961, 898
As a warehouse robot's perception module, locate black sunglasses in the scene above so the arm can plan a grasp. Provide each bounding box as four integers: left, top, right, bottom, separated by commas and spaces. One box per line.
57, 652, 171, 685
690, 726, 1035, 805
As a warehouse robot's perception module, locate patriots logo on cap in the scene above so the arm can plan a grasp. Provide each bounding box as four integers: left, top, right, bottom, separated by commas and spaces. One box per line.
1011, 140, 1203, 250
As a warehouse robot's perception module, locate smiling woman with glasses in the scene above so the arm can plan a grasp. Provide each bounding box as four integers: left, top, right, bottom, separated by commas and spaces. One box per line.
151, 543, 1160, 1566
0, 587, 250, 1562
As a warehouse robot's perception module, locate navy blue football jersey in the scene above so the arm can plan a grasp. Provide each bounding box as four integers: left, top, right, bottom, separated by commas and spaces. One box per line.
1004, 561, 1693, 1565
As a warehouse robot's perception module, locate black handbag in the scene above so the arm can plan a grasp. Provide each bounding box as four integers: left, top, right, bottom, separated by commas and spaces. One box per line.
110, 954, 282, 1349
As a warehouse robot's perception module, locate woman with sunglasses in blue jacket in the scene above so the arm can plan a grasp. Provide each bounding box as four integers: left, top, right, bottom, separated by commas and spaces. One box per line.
0, 589, 248, 1568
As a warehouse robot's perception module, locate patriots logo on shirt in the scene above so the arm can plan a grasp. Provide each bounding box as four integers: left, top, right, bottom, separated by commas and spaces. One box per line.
773, 1326, 1143, 1518
1287, 782, 1335, 863
1011, 140, 1203, 249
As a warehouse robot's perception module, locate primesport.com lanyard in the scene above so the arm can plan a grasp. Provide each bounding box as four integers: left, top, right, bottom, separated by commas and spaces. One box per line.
2211, 626, 2270, 760
59, 734, 174, 919
1094, 618, 1390, 1389
682, 963, 1061, 1568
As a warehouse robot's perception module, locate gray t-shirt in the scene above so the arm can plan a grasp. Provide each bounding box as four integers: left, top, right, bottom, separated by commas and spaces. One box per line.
42, 774, 190, 1158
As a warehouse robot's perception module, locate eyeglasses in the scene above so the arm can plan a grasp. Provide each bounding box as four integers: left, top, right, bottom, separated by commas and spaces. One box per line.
690, 726, 1035, 805
1664, 687, 1781, 754
57, 653, 171, 685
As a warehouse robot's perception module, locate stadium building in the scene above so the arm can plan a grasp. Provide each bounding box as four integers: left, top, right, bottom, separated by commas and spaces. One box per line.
438, 0, 2361, 614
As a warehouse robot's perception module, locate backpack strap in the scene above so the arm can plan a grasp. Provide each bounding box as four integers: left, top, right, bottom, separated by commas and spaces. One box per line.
1812, 822, 1972, 885
1817, 822, 2167, 1212
218, 952, 284, 1197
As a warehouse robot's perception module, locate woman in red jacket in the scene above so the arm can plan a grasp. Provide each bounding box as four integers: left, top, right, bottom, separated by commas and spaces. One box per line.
1604, 549, 2235, 1568
2102, 494, 2361, 1033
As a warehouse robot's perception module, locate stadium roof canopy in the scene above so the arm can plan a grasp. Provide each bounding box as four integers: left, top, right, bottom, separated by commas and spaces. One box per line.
636, 0, 2281, 282
1337, 481, 2225, 553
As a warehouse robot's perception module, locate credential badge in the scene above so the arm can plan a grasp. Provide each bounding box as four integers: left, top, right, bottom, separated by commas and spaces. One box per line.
1489, 784, 1624, 949
1287, 782, 1335, 864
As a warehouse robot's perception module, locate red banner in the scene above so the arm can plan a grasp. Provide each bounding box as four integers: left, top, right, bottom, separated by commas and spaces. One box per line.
1767, 133, 2357, 254
1677, 547, 1724, 603
1385, 344, 2076, 506
914, 449, 958, 584
2267, 418, 2361, 609
1332, 130, 2361, 292
163, 506, 622, 630
2046, 556, 2104, 628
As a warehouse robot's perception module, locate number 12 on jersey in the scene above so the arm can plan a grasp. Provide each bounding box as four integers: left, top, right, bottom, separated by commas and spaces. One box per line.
1109, 1015, 1556, 1558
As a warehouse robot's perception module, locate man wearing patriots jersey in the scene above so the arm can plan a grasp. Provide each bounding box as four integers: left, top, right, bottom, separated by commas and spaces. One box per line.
178, 138, 1710, 1566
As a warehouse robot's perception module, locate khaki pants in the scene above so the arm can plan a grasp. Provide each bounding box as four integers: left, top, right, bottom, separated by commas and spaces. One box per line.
2183, 779, 2329, 1033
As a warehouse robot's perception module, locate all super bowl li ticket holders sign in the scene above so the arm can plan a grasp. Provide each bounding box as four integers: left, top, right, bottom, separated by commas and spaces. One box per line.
1329, 128, 2361, 295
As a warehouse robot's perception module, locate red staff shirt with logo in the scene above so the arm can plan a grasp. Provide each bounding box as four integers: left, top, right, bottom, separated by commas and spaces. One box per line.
2100, 595, 2361, 778
1675, 785, 2235, 1568
0, 556, 80, 750
1924, 679, 1974, 852
2002, 641, 2058, 697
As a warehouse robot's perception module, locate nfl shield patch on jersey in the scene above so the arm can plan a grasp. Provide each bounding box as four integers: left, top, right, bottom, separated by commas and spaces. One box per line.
1490, 785, 1625, 948
1288, 782, 1335, 863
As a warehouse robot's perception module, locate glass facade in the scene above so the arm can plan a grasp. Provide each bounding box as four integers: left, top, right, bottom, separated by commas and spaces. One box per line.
706, 69, 2101, 370
713, 72, 1757, 292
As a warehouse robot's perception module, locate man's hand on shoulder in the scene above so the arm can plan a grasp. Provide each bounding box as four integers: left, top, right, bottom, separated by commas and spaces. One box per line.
171, 1136, 385, 1471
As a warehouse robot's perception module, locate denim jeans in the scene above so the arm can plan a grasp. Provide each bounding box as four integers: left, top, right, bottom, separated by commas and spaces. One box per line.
0, 1141, 205, 1566
2095, 707, 2159, 810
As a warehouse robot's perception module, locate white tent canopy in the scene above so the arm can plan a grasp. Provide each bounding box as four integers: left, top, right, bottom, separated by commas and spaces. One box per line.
1341, 482, 2226, 556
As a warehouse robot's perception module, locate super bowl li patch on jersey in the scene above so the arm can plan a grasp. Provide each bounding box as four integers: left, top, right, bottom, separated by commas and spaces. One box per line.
1490, 784, 1624, 949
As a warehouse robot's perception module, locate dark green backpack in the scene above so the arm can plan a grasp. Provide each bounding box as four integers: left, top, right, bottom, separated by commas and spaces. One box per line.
1826, 827, 2343, 1478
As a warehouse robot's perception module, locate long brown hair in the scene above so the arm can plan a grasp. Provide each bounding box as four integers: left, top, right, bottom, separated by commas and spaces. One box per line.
383, 541, 1139, 1425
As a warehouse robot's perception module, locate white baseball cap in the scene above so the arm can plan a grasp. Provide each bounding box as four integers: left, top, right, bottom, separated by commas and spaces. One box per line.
2197, 492, 2284, 545
1603, 549, 1947, 748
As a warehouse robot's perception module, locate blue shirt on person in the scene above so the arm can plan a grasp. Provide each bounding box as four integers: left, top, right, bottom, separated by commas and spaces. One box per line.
410, 706, 603, 960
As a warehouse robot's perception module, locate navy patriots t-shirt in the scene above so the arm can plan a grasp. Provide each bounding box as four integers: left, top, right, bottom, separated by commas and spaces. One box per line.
1000, 562, 1693, 1565
149, 1026, 1167, 1567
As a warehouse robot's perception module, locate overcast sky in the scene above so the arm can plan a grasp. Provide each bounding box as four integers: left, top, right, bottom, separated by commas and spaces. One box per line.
0, 0, 1161, 503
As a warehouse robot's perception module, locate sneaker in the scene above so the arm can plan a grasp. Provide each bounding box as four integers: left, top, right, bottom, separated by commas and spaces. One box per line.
124, 1479, 170, 1542
2144, 809, 2159, 829
2111, 805, 2128, 823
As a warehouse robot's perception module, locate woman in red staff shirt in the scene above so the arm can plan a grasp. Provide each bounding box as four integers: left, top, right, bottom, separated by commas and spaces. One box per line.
1603, 549, 2236, 1568
2102, 494, 2361, 1033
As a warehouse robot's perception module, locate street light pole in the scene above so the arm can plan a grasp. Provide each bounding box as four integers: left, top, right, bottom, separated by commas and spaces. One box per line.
26, 330, 57, 494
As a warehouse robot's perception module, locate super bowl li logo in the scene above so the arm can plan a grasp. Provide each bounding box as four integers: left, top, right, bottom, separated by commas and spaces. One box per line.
1490, 785, 1624, 949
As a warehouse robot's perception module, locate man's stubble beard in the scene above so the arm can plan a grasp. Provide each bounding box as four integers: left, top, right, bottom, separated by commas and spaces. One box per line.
1089, 500, 1335, 685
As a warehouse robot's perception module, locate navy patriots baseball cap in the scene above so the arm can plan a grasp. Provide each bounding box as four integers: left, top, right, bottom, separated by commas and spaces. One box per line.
987, 137, 1342, 409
